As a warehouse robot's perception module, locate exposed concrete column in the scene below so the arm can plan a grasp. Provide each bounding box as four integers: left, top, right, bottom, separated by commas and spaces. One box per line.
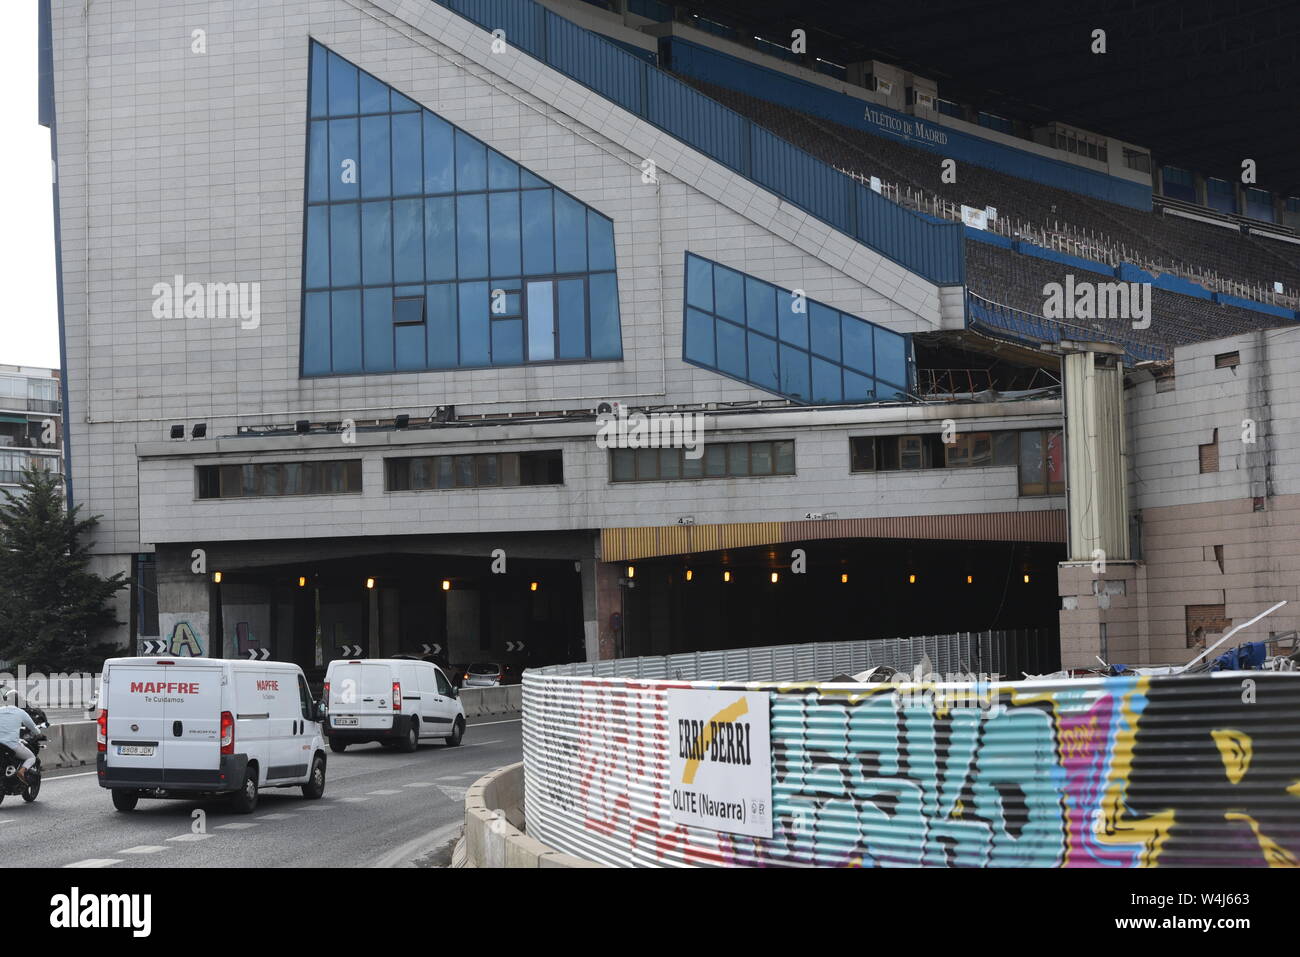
156, 555, 217, 657
580, 555, 623, 661
1058, 560, 1146, 668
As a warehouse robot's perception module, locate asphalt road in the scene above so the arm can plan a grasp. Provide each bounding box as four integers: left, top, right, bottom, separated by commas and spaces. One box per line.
1, 717, 521, 868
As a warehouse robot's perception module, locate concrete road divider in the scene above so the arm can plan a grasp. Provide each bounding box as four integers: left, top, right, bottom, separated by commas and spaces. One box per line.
457, 684, 522, 718
461, 763, 601, 868
40, 721, 97, 769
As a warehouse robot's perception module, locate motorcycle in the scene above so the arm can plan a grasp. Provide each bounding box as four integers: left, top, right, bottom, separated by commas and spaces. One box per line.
0, 698, 48, 805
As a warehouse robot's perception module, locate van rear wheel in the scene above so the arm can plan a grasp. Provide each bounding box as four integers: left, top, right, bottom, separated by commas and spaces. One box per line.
231, 767, 259, 814
302, 755, 326, 799
111, 789, 138, 812
399, 720, 419, 753
328, 739, 347, 754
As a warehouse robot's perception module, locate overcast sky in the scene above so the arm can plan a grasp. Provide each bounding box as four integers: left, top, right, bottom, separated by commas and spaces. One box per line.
3, 1, 60, 369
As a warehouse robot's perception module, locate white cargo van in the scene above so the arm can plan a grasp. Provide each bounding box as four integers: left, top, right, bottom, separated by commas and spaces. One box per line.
323, 658, 465, 752
96, 656, 328, 814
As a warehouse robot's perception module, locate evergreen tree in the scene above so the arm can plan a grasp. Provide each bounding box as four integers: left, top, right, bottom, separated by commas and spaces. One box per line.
0, 465, 126, 671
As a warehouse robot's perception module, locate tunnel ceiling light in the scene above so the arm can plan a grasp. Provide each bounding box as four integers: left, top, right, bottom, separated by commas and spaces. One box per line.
1023, 573, 1031, 584
366, 577, 376, 590
530, 581, 539, 592
770, 571, 779, 583
441, 579, 451, 591
626, 565, 635, 579
841, 572, 849, 584
908, 573, 917, 584
723, 570, 732, 582
967, 574, 974, 584
212, 571, 223, 584
685, 569, 693, 581
297, 576, 307, 588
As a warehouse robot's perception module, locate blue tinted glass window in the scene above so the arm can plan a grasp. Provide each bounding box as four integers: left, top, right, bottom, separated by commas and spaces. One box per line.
778, 293, 808, 348
875, 327, 907, 387
426, 283, 458, 368
392, 199, 423, 284
327, 52, 357, 116
488, 151, 520, 190
527, 281, 554, 360
328, 119, 359, 201
779, 344, 809, 400
811, 358, 842, 403
395, 322, 425, 370
456, 193, 488, 279
359, 73, 389, 114
587, 212, 616, 272
491, 319, 523, 365
556, 279, 586, 359
680, 254, 910, 404
308, 121, 329, 202
522, 190, 554, 274
309, 45, 329, 119
810, 303, 840, 361
455, 131, 486, 192
713, 265, 744, 323
744, 277, 775, 334
841, 315, 873, 374
302, 42, 622, 376
363, 288, 394, 371
329, 204, 360, 287
391, 113, 422, 196
362, 202, 392, 285
458, 282, 489, 366
303, 292, 331, 373
305, 206, 330, 289
716, 318, 746, 377
684, 308, 715, 366
747, 332, 779, 390
423, 114, 454, 193
554, 193, 587, 273
686, 255, 713, 311
588, 272, 621, 359
331, 290, 362, 373
425, 196, 455, 282
488, 192, 521, 276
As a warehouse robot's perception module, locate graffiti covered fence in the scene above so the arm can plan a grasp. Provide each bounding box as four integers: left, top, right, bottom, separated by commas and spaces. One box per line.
521, 669, 1300, 867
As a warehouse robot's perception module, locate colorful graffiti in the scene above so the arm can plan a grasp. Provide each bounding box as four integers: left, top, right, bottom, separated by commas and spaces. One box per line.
524, 672, 1300, 867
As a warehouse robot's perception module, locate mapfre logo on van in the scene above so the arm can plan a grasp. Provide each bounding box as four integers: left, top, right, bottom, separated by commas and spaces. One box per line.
129, 682, 198, 694
256, 680, 280, 691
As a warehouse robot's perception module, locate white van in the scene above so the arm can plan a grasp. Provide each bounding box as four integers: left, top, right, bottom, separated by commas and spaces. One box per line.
96, 656, 327, 814
323, 658, 465, 752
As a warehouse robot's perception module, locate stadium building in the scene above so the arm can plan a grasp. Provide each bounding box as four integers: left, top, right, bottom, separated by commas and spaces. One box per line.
41, 0, 1300, 678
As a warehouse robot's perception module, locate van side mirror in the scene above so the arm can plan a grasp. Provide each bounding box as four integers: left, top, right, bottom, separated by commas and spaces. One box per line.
314, 701, 328, 722
447, 687, 458, 699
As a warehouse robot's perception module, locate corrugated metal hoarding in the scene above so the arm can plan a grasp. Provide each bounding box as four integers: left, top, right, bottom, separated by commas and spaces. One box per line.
522, 667, 1300, 867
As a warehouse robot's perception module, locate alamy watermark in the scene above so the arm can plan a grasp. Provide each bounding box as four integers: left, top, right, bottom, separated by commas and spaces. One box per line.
1, 666, 99, 710
151, 274, 260, 329
1042, 274, 1151, 330
595, 404, 706, 458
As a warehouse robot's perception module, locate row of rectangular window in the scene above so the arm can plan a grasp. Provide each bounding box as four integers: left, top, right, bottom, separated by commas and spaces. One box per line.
385, 450, 564, 491
610, 440, 795, 482
196, 461, 363, 499
849, 429, 1064, 496
301, 274, 621, 375
304, 192, 615, 289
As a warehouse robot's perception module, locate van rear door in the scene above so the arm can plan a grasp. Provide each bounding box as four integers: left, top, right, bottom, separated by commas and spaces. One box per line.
328, 662, 394, 730
159, 665, 223, 779
104, 662, 169, 776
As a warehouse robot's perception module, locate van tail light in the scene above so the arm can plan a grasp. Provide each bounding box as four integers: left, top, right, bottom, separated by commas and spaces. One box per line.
220, 711, 235, 754
323, 681, 330, 703
96, 709, 108, 752
392, 682, 401, 711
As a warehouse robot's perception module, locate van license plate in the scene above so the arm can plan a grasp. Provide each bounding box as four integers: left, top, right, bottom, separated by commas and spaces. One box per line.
117, 745, 155, 756
333, 717, 358, 726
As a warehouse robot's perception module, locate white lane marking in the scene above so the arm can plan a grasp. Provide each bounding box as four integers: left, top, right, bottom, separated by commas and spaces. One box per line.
467, 719, 521, 728
337, 796, 369, 803
64, 859, 121, 868
370, 820, 464, 869
367, 789, 402, 795
460, 739, 503, 748
0, 819, 15, 825
167, 833, 215, 842
119, 845, 169, 855
43, 770, 99, 781
214, 822, 260, 830
254, 813, 297, 820
299, 805, 334, 811
436, 785, 467, 801
402, 782, 436, 788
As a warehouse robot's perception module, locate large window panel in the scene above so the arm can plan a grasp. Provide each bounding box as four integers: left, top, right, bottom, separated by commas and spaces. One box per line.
556, 279, 586, 360
330, 290, 362, 373
362, 288, 394, 371
713, 264, 744, 323
779, 344, 809, 400
745, 277, 775, 334
301, 42, 623, 376
810, 303, 840, 361
359, 115, 391, 199
458, 281, 490, 366
778, 293, 808, 348
686, 255, 713, 312
841, 315, 873, 375
811, 357, 843, 403
588, 272, 621, 359
684, 308, 715, 366
747, 331, 779, 390
716, 318, 746, 378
